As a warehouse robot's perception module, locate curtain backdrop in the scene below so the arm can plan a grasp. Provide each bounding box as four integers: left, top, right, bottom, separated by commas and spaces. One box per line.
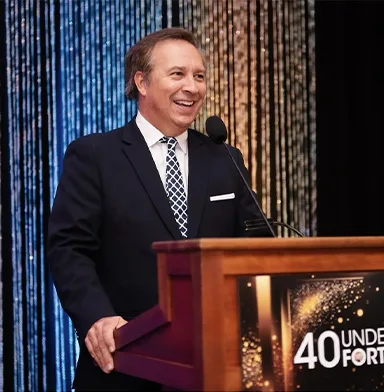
0, 1, 316, 390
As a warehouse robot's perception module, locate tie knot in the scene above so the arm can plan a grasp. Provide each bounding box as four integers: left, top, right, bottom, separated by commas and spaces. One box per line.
160, 136, 177, 151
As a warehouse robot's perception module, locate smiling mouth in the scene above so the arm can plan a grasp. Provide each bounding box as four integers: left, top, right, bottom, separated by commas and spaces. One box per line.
174, 100, 195, 107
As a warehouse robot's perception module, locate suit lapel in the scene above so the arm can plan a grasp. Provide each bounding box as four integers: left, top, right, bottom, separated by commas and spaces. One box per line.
121, 120, 183, 240
187, 130, 211, 238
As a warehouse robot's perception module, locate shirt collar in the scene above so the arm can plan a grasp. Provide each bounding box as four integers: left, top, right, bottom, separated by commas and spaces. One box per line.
135, 111, 188, 154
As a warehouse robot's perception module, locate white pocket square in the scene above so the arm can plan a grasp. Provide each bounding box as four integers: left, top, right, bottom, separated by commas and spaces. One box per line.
210, 193, 235, 202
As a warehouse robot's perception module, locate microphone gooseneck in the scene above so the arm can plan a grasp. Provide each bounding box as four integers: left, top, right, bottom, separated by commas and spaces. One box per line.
205, 115, 305, 238
205, 115, 276, 238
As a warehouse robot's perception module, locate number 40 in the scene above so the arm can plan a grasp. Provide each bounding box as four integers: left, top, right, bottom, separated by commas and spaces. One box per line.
293, 331, 341, 369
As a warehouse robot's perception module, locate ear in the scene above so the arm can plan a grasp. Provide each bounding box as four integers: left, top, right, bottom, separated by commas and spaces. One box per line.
134, 71, 148, 97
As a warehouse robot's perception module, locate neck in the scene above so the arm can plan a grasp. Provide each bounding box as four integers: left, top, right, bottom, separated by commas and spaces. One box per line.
137, 108, 185, 137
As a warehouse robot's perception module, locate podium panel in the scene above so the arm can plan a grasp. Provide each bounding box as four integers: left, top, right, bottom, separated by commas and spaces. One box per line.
114, 237, 384, 391
238, 270, 384, 391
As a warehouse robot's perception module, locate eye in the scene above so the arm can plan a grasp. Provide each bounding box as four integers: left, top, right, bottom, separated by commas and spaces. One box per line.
195, 74, 205, 81
172, 71, 183, 77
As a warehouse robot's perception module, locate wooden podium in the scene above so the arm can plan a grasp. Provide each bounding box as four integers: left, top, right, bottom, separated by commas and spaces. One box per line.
113, 237, 384, 391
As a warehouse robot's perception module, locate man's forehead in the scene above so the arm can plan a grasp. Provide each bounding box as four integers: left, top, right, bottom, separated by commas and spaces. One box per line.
150, 50, 205, 74
151, 39, 204, 59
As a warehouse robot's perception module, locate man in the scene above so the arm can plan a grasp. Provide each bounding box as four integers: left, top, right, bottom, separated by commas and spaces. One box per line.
47, 27, 258, 391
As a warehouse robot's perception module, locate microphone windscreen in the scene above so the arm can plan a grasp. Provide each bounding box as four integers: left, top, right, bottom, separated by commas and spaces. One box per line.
205, 115, 228, 143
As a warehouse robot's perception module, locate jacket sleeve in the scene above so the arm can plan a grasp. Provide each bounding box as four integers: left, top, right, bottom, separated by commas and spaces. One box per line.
46, 137, 116, 343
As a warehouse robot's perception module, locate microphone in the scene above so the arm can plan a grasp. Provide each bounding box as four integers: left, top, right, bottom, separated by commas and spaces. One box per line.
205, 115, 276, 238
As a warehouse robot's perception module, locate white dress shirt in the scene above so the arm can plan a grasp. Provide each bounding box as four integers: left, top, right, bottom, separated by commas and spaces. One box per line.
135, 111, 189, 195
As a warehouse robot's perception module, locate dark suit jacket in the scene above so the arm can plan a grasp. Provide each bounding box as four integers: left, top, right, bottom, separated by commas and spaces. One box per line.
47, 118, 259, 390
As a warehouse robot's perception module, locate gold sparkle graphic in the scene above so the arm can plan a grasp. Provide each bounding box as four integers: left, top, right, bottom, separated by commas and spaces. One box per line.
290, 278, 365, 348
241, 332, 264, 390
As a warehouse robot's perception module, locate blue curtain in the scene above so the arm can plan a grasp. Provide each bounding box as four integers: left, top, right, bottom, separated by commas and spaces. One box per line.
0, 1, 163, 390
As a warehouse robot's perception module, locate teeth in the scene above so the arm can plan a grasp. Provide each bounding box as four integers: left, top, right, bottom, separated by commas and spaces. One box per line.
175, 100, 194, 106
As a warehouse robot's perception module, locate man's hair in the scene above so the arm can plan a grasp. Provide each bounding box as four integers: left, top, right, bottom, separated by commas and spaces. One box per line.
124, 27, 200, 100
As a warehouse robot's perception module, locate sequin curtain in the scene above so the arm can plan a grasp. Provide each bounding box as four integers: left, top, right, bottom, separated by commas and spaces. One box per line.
2, 2, 51, 391
0, 1, 316, 391
188, 0, 317, 236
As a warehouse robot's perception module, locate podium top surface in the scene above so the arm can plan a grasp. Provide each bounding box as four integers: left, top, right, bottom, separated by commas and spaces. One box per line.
152, 236, 384, 252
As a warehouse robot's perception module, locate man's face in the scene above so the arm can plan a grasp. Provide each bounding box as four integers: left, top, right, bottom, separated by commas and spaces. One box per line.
135, 39, 206, 136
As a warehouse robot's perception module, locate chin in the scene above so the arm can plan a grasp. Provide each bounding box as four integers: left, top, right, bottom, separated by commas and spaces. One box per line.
177, 113, 198, 126
172, 119, 193, 131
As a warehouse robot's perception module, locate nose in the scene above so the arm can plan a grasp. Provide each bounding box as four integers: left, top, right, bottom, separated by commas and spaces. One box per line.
182, 74, 200, 95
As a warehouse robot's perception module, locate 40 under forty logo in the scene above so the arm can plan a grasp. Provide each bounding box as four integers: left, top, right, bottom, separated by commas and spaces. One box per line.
293, 328, 384, 369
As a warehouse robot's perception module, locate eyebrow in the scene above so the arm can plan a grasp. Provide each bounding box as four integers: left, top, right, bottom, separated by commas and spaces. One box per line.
168, 66, 206, 74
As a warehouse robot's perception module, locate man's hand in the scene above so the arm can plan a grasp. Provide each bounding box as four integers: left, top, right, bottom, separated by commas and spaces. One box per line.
85, 316, 128, 373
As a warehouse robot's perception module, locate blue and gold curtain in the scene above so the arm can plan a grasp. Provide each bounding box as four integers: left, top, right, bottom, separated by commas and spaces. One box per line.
0, 1, 316, 391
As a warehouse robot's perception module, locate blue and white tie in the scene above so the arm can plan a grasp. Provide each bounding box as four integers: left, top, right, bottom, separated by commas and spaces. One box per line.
160, 137, 188, 238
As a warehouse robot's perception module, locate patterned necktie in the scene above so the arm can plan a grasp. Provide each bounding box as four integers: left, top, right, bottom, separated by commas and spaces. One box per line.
160, 136, 188, 238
